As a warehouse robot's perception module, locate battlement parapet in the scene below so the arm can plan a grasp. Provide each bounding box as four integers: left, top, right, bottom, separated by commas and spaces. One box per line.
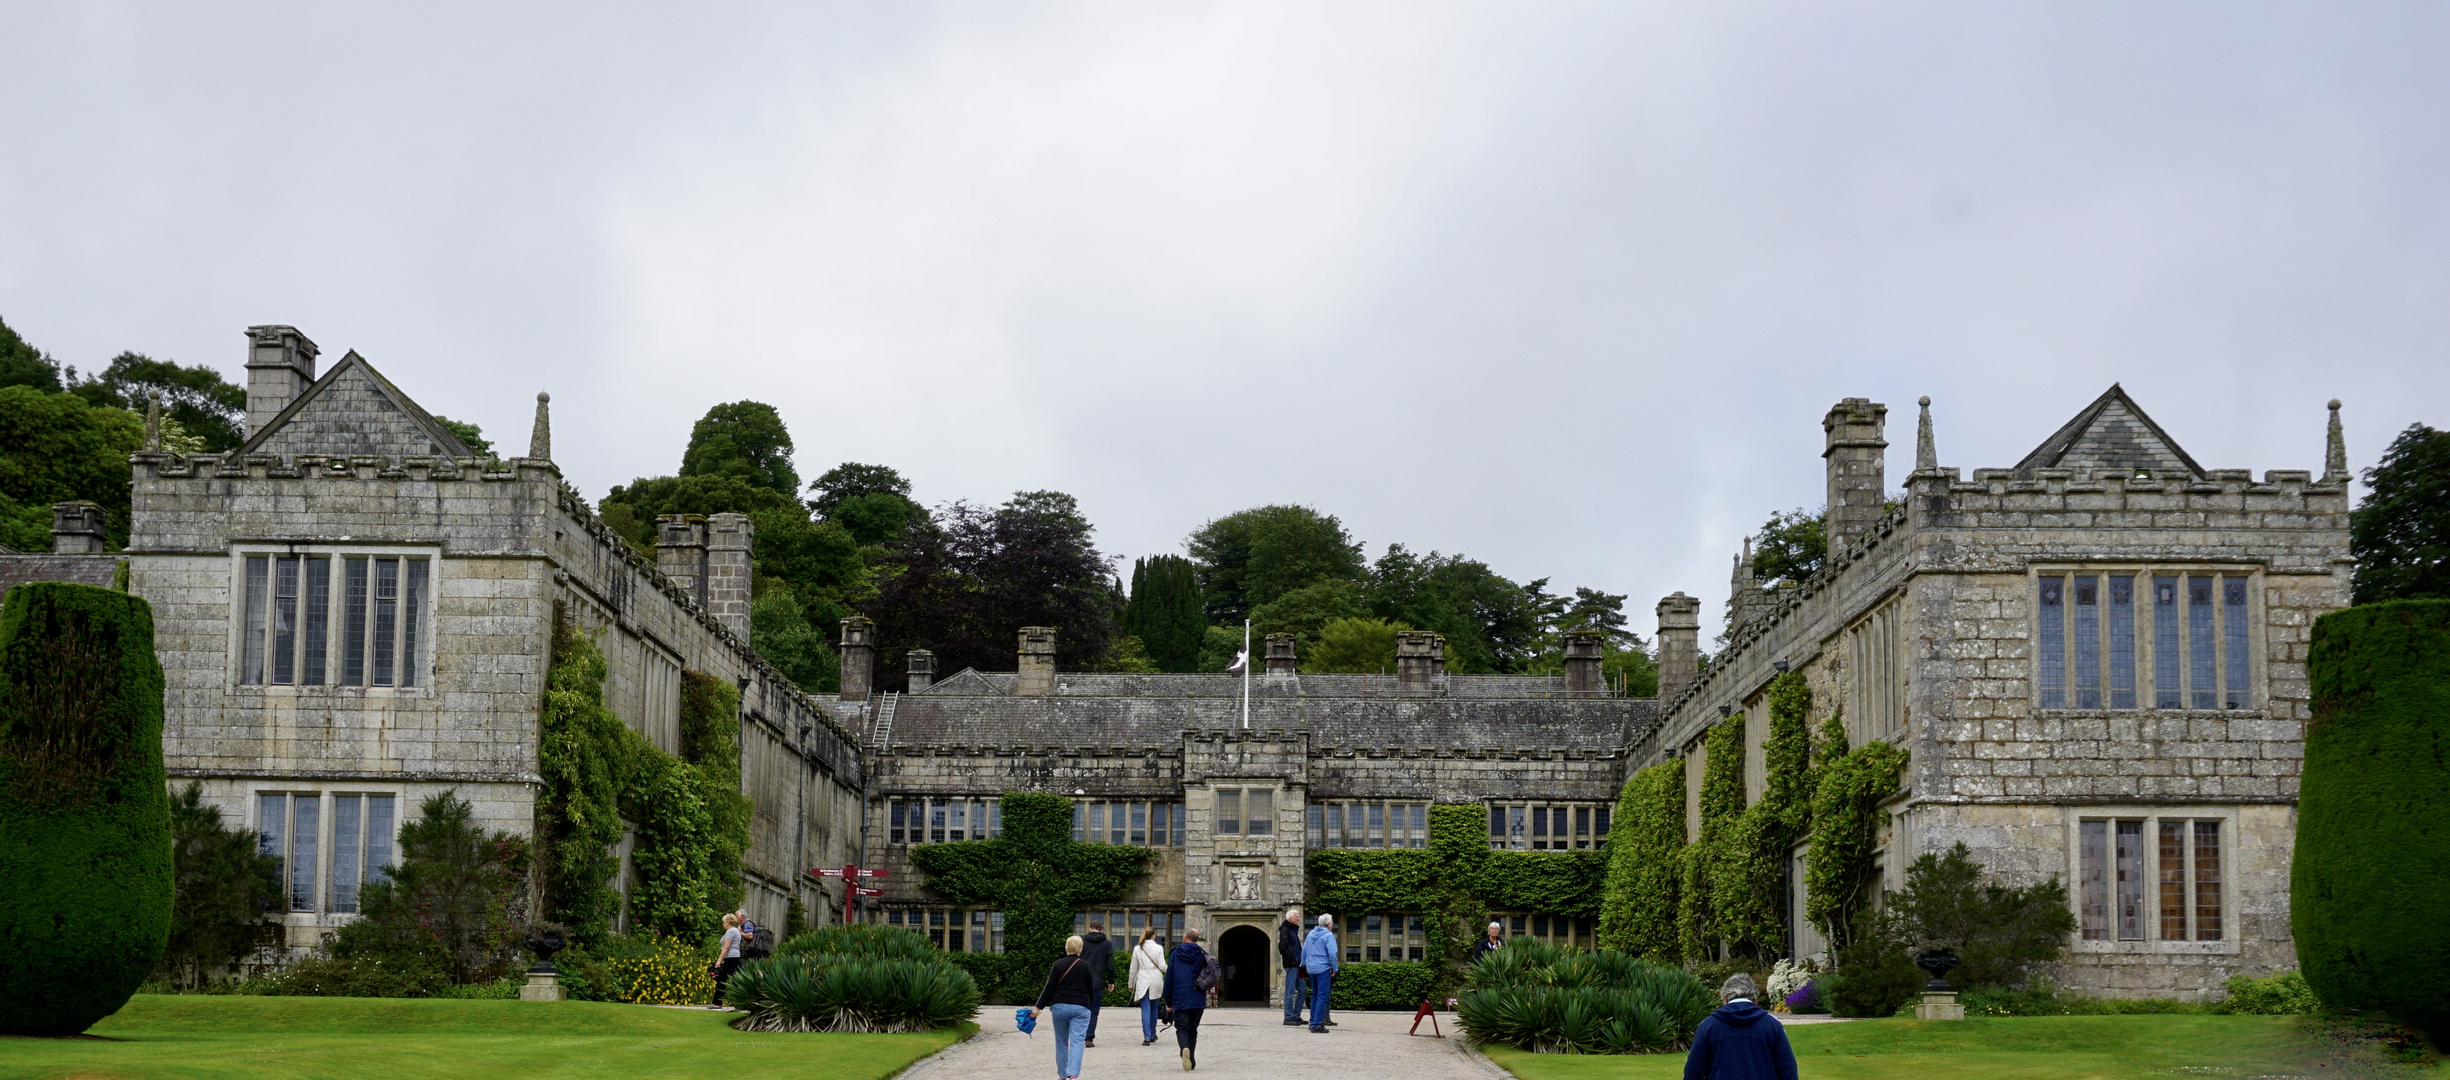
131, 450, 558, 484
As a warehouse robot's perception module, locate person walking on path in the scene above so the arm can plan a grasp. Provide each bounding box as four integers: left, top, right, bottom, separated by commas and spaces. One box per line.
1682, 974, 1798, 1080
1301, 914, 1340, 1033
1162, 928, 1210, 1070
1030, 935, 1101, 1080
1080, 920, 1116, 1048
1129, 928, 1169, 1046
1470, 921, 1506, 963
710, 913, 746, 1006
1277, 907, 1308, 1026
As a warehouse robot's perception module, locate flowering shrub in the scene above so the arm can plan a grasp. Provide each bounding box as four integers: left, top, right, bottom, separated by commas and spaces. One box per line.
1783, 981, 1824, 1014
1763, 958, 1816, 1005
602, 933, 716, 1005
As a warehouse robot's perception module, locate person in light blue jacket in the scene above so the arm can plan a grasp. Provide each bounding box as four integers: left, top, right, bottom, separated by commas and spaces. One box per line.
1300, 913, 1341, 1033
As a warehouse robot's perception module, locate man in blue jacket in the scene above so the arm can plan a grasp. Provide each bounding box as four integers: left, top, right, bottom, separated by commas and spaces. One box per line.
1301, 913, 1341, 1033
1683, 974, 1798, 1080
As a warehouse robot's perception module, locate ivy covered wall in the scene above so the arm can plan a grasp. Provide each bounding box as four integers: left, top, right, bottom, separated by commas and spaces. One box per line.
536, 608, 755, 943
1594, 671, 1907, 967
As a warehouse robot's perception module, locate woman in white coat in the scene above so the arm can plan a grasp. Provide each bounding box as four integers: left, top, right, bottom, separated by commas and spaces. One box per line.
1129, 927, 1170, 1046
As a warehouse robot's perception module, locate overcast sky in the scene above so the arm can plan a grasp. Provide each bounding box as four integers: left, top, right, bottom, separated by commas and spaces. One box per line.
5, 2, 2445, 642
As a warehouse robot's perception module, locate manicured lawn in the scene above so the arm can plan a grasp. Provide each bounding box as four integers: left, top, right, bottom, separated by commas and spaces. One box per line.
0, 995, 969, 1080
1483, 1015, 2444, 1080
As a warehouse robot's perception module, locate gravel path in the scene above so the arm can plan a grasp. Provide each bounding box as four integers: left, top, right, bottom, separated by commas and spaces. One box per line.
898, 1005, 1509, 1080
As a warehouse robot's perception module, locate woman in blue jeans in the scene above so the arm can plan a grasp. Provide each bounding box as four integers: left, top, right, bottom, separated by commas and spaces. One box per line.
1127, 928, 1169, 1044
1031, 935, 1101, 1080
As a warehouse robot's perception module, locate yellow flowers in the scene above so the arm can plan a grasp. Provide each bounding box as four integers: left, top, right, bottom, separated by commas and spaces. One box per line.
608, 936, 716, 1006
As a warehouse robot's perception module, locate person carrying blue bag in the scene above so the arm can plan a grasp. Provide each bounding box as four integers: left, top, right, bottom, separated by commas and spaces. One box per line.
1029, 935, 1100, 1080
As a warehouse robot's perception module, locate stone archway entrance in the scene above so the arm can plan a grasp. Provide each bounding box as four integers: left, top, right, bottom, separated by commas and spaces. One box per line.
1216, 924, 1272, 1003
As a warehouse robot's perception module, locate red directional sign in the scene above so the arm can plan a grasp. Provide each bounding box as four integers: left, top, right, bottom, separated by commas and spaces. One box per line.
853, 886, 883, 897
855, 869, 889, 878
812, 868, 845, 878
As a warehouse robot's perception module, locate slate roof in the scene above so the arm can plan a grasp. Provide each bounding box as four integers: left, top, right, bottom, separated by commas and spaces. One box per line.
239, 351, 478, 460
885, 671, 1656, 751
2013, 384, 2204, 479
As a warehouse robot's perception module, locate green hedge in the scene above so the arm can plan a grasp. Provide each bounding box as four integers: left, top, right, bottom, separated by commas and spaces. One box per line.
2296, 600, 2450, 1046
0, 583, 173, 1035
1328, 961, 1442, 1010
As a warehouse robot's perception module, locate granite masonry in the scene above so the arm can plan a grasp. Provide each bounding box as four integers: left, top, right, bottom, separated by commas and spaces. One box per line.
120, 326, 867, 955
22, 320, 2348, 1001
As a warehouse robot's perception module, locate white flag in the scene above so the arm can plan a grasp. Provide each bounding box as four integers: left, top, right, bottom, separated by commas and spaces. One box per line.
1226, 648, 1248, 675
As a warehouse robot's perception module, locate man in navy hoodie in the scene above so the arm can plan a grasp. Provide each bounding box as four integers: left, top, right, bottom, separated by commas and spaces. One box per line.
1682, 973, 1798, 1080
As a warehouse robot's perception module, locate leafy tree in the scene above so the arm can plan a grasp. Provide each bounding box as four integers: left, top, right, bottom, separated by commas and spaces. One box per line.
0, 584, 172, 1036
832, 490, 928, 548
751, 580, 840, 692
67, 353, 247, 453
1250, 577, 1371, 655
333, 791, 526, 985
1305, 617, 1408, 673
0, 385, 144, 551
679, 401, 799, 497
431, 417, 492, 457
0, 316, 61, 393
1750, 507, 1826, 587
865, 491, 1117, 685
1098, 635, 1160, 673
159, 783, 279, 989
1187, 505, 1366, 624
1368, 544, 1554, 673
808, 462, 912, 519
1604, 645, 1659, 697
1560, 587, 1633, 643
2349, 423, 2450, 603
1195, 624, 1247, 673
1122, 555, 1208, 672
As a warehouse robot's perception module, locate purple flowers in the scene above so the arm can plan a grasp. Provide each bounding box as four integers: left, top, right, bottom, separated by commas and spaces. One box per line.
1784, 981, 1824, 1013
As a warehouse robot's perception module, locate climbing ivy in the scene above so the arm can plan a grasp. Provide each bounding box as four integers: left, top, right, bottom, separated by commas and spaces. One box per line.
1707, 672, 1816, 962
909, 791, 1152, 999
537, 610, 753, 943
1306, 803, 1605, 982
1594, 758, 1683, 962
1803, 710, 1907, 952
1678, 716, 1746, 961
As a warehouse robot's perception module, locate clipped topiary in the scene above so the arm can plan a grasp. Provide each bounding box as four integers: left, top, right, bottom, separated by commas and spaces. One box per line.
2296, 600, 2450, 1047
0, 582, 173, 1035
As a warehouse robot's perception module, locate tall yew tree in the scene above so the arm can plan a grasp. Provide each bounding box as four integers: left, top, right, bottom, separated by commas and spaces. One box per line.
1124, 555, 1208, 672
2350, 422, 2450, 604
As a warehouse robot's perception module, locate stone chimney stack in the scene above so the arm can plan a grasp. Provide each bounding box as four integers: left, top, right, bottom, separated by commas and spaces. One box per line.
1396, 630, 1440, 692
1823, 397, 1889, 562
838, 617, 875, 702
1264, 633, 1297, 677
655, 515, 709, 607
906, 649, 934, 693
1562, 630, 1604, 695
704, 512, 754, 640
1655, 592, 1701, 703
243, 325, 320, 438
50, 501, 106, 554
1017, 627, 1058, 696
1430, 635, 1448, 678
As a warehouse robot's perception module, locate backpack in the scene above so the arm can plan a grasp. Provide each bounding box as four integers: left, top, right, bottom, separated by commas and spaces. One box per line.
742, 922, 776, 960
1195, 954, 1221, 993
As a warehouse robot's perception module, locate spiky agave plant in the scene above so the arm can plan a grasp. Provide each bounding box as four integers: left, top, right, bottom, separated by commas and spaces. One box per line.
1456, 938, 1715, 1054
727, 953, 980, 1033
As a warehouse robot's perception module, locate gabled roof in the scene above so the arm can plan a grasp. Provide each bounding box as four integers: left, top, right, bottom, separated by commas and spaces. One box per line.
920, 668, 1007, 696
2013, 384, 2204, 479
238, 351, 477, 460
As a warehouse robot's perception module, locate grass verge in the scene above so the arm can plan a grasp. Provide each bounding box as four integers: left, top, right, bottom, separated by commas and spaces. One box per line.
1482, 1014, 2444, 1080
0, 994, 969, 1080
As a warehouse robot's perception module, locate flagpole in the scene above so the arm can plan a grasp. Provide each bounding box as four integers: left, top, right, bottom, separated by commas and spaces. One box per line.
1240, 618, 1251, 730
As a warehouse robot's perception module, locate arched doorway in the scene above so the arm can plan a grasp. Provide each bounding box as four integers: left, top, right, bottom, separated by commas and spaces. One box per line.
1217, 924, 1271, 1003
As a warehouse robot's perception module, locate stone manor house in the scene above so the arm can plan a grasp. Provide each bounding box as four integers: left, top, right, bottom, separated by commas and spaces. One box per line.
3, 323, 2348, 1001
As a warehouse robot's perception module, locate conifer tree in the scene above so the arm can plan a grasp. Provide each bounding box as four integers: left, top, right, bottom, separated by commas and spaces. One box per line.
1123, 555, 1208, 672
